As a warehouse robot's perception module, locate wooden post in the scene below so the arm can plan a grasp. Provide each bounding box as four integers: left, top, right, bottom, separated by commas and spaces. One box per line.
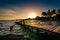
36, 28, 40, 37
31, 27, 33, 32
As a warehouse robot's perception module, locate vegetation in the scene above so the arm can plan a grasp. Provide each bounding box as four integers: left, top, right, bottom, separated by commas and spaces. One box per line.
35, 9, 60, 21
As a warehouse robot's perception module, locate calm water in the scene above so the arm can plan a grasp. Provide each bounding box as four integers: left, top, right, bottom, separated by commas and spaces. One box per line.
39, 21, 60, 26
0, 20, 60, 35
0, 20, 24, 35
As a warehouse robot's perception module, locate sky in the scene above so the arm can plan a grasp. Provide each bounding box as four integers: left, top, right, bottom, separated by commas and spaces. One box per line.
0, 0, 60, 20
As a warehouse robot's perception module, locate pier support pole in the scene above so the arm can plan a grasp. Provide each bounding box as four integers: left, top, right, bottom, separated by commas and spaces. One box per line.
36, 28, 40, 38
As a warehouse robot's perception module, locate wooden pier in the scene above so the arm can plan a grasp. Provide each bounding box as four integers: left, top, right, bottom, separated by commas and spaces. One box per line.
15, 20, 60, 36
11, 19, 60, 40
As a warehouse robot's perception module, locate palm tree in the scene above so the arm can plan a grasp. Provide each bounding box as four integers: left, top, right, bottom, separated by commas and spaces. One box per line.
42, 10, 52, 17
57, 9, 60, 14
47, 10, 51, 17
51, 9, 56, 20
55, 9, 60, 20
51, 9, 56, 14
42, 12, 47, 17
47, 9, 56, 17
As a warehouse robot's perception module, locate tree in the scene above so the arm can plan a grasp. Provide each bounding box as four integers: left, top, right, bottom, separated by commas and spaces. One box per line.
47, 10, 51, 17
51, 9, 56, 14
51, 9, 56, 20
42, 10, 52, 17
42, 12, 47, 17
57, 9, 60, 14
42, 9, 56, 20
51, 9, 60, 21
54, 9, 60, 20
35, 16, 40, 20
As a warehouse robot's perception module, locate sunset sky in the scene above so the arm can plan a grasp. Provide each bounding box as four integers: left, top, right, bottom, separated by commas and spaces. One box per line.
0, 0, 60, 20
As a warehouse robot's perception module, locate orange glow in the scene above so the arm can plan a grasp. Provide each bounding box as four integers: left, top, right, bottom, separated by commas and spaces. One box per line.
0, 7, 42, 20
28, 12, 37, 18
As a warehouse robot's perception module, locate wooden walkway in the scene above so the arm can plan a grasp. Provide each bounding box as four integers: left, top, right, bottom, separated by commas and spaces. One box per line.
26, 23, 60, 34
15, 21, 60, 35
14, 21, 60, 40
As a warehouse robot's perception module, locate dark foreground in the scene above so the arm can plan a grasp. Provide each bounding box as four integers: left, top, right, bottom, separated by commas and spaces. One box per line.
0, 32, 60, 40
0, 34, 25, 40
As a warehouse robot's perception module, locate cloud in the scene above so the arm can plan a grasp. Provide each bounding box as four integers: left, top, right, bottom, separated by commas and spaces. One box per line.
0, 8, 17, 20
0, 7, 29, 20
0, 6, 45, 20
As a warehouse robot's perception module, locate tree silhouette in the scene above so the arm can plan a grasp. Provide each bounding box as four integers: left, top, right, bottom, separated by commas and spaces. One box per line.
42, 10, 52, 17
42, 9, 56, 20
57, 9, 60, 17
57, 9, 60, 14
54, 9, 60, 20
47, 10, 51, 17
35, 16, 40, 20
55, 9, 60, 17
51, 9, 56, 20
51, 9, 56, 14
42, 12, 47, 17
42, 9, 56, 17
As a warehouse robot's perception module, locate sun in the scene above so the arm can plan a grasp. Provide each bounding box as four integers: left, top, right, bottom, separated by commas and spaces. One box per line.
28, 12, 36, 18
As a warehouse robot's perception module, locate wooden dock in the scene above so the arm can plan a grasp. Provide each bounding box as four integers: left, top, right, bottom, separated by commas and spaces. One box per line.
15, 21, 60, 36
